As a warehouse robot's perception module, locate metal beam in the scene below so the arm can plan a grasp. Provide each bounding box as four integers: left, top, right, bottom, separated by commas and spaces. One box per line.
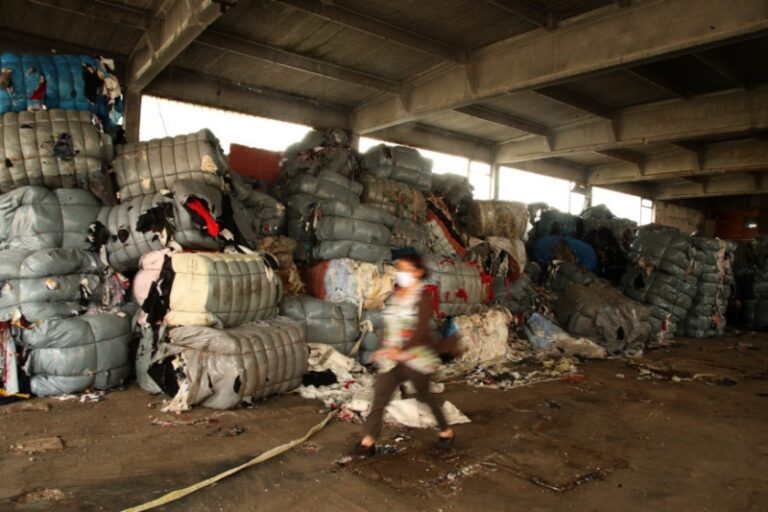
369, 124, 495, 162
588, 138, 768, 185
625, 67, 691, 99
454, 106, 550, 137
27, 0, 150, 29
496, 87, 768, 163
196, 31, 401, 94
693, 51, 754, 90
655, 173, 768, 200
533, 86, 615, 120
128, 0, 230, 92
275, 0, 464, 63
482, 0, 557, 30
145, 68, 350, 129
352, 0, 768, 134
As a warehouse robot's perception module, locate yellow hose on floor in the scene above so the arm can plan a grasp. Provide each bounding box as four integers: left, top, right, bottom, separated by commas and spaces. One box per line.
122, 410, 338, 512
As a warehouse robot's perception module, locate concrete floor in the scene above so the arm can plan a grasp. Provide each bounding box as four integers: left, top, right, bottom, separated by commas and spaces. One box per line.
1, 332, 767, 512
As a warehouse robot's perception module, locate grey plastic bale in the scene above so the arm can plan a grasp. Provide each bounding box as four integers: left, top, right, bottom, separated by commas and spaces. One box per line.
113, 129, 227, 201
548, 261, 598, 293
362, 144, 432, 192
493, 274, 536, 314
98, 181, 229, 272
628, 227, 694, 277
312, 200, 397, 263
0, 110, 110, 193
157, 317, 308, 410
19, 313, 132, 396
358, 309, 386, 364
275, 170, 362, 214
0, 186, 100, 250
426, 258, 484, 317
359, 174, 426, 223
0, 248, 105, 321
390, 219, 429, 253
554, 283, 651, 355
232, 175, 286, 236
160, 252, 283, 328
282, 129, 357, 178
279, 295, 359, 355
682, 238, 734, 338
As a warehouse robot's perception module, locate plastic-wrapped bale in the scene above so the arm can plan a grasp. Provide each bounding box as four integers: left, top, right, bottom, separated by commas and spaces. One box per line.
582, 226, 629, 285
493, 273, 536, 314
113, 129, 227, 201
0, 110, 111, 193
97, 180, 237, 272
621, 267, 697, 338
17, 313, 132, 396
425, 194, 468, 258
547, 261, 598, 293
531, 209, 581, 239
390, 219, 429, 254
359, 174, 426, 223
468, 236, 527, 284
581, 205, 637, 253
683, 238, 734, 338
136, 251, 282, 328
312, 200, 396, 263
282, 128, 357, 179
453, 309, 513, 367
279, 295, 359, 355
532, 235, 598, 273
467, 201, 528, 241
743, 268, 768, 331
425, 259, 485, 318
628, 226, 694, 277
358, 309, 385, 364
0, 186, 100, 250
235, 185, 285, 236
0, 248, 104, 322
362, 144, 432, 192
304, 258, 394, 310
257, 236, 304, 295
149, 318, 308, 411
554, 283, 652, 355
276, 169, 363, 214
0, 54, 121, 128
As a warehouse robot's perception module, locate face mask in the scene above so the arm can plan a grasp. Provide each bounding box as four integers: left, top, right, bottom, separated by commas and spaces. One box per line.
395, 271, 417, 288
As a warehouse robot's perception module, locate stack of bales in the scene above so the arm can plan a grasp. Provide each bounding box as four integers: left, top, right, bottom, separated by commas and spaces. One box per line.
621, 226, 697, 339
0, 54, 130, 397
682, 238, 734, 338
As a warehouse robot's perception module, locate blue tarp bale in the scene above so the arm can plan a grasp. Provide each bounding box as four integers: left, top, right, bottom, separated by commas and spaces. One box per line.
0, 53, 121, 128
531, 235, 598, 272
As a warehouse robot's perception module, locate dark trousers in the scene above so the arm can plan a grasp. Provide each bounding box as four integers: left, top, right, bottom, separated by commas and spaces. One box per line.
362, 363, 449, 440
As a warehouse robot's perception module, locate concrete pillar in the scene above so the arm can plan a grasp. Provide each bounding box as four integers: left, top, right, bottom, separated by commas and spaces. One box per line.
124, 89, 143, 143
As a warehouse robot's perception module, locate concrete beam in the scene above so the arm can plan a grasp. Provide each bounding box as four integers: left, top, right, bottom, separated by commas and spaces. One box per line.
454, 105, 550, 137
482, 0, 558, 30
625, 66, 691, 99
128, 0, 230, 92
655, 173, 768, 200
196, 31, 401, 94
352, 0, 768, 133
589, 138, 768, 185
124, 89, 142, 142
28, 0, 150, 29
496, 87, 768, 163
693, 50, 755, 90
275, 0, 464, 63
533, 86, 615, 120
502, 157, 588, 183
595, 148, 645, 174
145, 68, 350, 129
370, 124, 495, 162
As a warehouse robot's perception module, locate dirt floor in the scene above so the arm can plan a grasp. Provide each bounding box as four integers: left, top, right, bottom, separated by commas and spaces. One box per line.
1, 332, 768, 512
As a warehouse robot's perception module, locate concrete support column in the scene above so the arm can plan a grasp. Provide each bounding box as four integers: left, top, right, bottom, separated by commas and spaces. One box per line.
491, 163, 501, 200
124, 89, 143, 143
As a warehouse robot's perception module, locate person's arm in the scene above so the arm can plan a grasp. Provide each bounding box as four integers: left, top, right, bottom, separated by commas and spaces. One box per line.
402, 290, 435, 350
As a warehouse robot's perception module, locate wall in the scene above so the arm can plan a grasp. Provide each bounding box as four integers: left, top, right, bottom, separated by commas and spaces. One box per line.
653, 202, 707, 235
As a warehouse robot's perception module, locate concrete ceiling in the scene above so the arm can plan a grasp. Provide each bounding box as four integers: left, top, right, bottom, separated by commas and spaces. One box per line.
2, 0, 768, 202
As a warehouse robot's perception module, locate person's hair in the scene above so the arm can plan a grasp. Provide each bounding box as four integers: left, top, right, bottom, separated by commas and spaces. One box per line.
396, 254, 429, 279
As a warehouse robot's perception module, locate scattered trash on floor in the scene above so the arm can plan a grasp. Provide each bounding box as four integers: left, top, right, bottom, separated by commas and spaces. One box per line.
12, 436, 65, 454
